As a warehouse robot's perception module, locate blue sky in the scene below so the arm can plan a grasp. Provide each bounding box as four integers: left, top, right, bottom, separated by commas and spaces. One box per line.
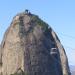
0, 0, 75, 65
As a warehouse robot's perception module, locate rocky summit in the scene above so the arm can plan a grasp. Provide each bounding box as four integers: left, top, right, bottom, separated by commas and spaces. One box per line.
0, 10, 71, 75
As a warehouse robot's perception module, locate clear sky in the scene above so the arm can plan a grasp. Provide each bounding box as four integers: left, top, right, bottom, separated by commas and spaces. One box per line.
0, 0, 75, 65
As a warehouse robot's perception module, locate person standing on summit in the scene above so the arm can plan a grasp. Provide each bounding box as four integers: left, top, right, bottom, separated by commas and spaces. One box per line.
25, 9, 30, 14
25, 9, 31, 15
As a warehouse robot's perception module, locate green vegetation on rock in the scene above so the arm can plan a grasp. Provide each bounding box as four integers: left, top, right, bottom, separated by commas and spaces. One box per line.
31, 15, 49, 32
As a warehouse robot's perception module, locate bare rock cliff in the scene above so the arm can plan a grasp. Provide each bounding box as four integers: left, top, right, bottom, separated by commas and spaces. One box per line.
0, 11, 71, 75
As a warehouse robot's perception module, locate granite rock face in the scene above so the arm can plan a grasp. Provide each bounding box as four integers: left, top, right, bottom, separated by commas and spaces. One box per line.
0, 11, 71, 75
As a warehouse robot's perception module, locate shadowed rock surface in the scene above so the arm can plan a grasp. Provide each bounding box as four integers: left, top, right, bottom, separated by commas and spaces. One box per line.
0, 11, 71, 75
